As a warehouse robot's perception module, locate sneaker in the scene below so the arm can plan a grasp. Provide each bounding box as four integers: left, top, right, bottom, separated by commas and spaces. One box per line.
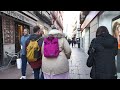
20, 76, 26, 79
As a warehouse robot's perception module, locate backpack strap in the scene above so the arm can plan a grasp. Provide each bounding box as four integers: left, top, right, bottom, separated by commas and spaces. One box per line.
36, 37, 42, 42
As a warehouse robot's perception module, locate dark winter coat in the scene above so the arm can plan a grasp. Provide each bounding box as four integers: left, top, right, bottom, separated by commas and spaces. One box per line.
25, 34, 43, 69
88, 33, 118, 79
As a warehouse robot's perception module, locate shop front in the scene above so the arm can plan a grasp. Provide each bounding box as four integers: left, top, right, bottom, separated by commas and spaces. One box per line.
0, 11, 37, 66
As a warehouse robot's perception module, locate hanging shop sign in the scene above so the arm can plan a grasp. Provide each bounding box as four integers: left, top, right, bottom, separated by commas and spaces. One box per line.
0, 11, 37, 26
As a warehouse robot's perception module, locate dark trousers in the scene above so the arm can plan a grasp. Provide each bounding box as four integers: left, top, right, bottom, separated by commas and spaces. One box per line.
72, 42, 74, 47
21, 55, 27, 76
33, 68, 44, 79
33, 68, 40, 79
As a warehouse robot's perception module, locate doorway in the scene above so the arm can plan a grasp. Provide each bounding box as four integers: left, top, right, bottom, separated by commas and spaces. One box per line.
0, 16, 3, 66
15, 22, 30, 54
15, 23, 24, 53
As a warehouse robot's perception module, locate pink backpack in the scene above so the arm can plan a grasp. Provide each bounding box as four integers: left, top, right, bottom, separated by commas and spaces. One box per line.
44, 37, 60, 58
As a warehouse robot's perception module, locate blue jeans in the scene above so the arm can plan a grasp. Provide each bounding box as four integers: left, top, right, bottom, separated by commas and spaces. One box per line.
21, 55, 27, 76
33, 68, 44, 79
33, 68, 40, 79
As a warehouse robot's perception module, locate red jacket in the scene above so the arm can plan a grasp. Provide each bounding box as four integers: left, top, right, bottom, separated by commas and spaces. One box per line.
29, 59, 42, 69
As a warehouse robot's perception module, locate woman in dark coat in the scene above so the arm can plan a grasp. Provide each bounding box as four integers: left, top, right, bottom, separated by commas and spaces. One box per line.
87, 26, 118, 79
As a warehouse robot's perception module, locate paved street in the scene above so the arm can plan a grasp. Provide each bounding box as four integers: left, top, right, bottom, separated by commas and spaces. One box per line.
69, 45, 91, 79
0, 64, 33, 79
0, 45, 91, 79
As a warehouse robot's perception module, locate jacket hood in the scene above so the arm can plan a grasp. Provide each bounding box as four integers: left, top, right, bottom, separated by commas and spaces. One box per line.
47, 29, 64, 39
98, 33, 115, 48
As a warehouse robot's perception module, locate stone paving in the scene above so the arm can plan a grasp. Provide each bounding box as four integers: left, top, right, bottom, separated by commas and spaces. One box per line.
69, 46, 91, 79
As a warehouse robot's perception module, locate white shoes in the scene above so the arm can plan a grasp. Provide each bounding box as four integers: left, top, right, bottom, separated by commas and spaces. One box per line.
20, 76, 26, 79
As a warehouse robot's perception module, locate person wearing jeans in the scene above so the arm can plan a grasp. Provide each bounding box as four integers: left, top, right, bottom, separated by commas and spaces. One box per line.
33, 68, 40, 79
20, 28, 30, 79
21, 55, 27, 77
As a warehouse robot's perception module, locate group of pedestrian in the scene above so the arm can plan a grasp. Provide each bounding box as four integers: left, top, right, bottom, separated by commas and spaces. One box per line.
20, 25, 118, 79
67, 37, 76, 47
20, 25, 71, 79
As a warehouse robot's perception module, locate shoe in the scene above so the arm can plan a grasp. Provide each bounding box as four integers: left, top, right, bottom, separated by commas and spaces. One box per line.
20, 76, 26, 79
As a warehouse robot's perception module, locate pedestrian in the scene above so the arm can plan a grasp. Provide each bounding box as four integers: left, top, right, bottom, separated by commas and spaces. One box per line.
72, 37, 75, 47
25, 26, 43, 79
74, 38, 76, 47
41, 28, 71, 79
20, 28, 30, 79
87, 26, 118, 79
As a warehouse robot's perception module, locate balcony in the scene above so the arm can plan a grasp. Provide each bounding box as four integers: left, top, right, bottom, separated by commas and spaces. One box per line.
80, 11, 90, 25
34, 11, 52, 26
42, 11, 51, 20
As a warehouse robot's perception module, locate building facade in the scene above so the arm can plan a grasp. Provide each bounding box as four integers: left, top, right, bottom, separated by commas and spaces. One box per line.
0, 11, 55, 67
34, 11, 53, 35
50, 11, 63, 31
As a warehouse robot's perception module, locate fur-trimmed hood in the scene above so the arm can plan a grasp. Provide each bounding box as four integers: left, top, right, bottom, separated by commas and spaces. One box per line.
47, 29, 64, 39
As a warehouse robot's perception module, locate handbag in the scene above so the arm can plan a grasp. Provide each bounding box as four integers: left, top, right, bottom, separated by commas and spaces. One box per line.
86, 47, 95, 67
86, 39, 96, 67
16, 58, 22, 69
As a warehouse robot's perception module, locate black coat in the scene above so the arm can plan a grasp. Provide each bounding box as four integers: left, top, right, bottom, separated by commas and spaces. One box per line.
88, 33, 118, 79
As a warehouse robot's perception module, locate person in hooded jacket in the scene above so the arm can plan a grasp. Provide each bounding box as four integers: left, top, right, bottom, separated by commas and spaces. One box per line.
41, 29, 71, 79
87, 26, 118, 79
25, 26, 43, 79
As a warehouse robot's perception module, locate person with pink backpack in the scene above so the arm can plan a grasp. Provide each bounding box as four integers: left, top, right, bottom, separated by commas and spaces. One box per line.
41, 28, 71, 79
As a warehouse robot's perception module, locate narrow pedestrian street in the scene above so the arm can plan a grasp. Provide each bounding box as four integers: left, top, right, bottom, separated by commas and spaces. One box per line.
0, 45, 91, 79
69, 45, 91, 79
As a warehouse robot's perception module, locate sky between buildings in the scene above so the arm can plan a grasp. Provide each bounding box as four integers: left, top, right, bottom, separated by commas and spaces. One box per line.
63, 11, 80, 38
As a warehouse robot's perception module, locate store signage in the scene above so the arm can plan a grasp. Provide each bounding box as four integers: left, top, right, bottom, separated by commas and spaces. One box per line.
0, 11, 37, 26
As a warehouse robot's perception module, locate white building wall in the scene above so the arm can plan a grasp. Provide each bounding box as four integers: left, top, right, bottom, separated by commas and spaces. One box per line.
90, 16, 98, 43
84, 28, 90, 53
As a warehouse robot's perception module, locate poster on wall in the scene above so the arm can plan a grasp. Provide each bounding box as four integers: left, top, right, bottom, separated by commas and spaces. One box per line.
112, 15, 120, 49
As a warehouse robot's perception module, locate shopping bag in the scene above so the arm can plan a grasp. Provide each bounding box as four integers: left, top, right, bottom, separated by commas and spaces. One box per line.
16, 58, 22, 69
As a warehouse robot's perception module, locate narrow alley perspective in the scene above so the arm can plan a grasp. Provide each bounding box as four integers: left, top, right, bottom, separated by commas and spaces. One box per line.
0, 11, 119, 79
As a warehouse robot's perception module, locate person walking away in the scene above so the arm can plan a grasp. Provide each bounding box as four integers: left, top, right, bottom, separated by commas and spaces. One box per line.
41, 29, 71, 79
25, 26, 43, 79
87, 26, 118, 79
72, 37, 74, 47
74, 38, 76, 47
20, 28, 30, 79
